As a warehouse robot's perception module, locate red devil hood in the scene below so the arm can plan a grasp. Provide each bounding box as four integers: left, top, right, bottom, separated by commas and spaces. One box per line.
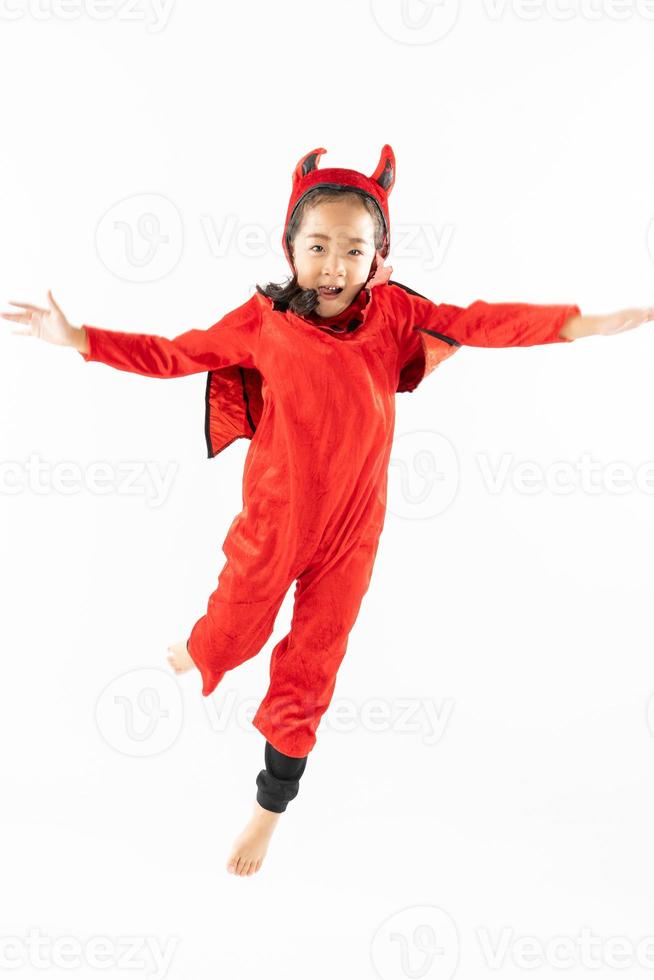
281, 144, 396, 272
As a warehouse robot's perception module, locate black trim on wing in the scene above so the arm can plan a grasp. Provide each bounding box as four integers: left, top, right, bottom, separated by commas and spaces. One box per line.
416, 326, 460, 347
204, 371, 214, 458
387, 279, 461, 348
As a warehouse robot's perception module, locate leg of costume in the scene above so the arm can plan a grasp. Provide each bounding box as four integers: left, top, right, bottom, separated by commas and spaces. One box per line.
186, 515, 299, 696
252, 531, 381, 757
256, 741, 308, 813
187, 526, 380, 759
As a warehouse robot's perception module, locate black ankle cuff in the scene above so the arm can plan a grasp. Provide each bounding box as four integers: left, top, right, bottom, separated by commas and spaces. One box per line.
254, 742, 308, 813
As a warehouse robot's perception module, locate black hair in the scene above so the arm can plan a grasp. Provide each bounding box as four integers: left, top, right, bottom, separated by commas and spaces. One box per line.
255, 186, 387, 317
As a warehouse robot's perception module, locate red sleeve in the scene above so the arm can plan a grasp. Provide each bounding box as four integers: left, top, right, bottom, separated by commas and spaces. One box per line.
388, 284, 580, 363
419, 298, 580, 348
78, 294, 261, 378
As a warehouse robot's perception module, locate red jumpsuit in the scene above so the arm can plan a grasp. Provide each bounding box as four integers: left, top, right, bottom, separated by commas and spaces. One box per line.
79, 278, 579, 756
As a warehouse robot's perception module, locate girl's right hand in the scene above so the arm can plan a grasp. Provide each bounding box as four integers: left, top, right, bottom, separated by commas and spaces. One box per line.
1, 290, 78, 347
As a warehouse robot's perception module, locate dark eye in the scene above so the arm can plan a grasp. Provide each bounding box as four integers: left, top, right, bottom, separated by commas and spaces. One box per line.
350, 249, 363, 256
310, 245, 324, 252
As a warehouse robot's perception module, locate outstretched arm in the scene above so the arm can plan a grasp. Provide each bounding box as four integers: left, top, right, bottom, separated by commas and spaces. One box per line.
418, 298, 582, 348
390, 284, 654, 348
387, 284, 581, 356
2, 290, 262, 377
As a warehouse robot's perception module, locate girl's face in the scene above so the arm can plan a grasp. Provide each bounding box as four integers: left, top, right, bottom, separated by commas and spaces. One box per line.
291, 198, 377, 316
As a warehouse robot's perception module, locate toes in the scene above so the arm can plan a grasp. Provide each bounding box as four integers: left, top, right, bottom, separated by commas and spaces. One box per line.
226, 855, 261, 877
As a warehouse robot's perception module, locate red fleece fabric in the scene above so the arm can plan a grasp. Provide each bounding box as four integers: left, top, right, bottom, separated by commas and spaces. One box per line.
79, 281, 579, 756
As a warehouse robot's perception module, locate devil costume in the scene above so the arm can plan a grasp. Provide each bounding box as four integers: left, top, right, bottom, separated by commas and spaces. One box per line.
78, 145, 580, 807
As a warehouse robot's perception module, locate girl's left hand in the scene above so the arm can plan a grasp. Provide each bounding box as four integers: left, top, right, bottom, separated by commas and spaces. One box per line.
595, 307, 654, 336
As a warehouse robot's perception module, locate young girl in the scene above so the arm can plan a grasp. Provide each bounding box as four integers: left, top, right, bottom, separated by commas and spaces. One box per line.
4, 144, 654, 878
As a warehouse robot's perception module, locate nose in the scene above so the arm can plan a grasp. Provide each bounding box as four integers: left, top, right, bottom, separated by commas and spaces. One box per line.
321, 249, 346, 277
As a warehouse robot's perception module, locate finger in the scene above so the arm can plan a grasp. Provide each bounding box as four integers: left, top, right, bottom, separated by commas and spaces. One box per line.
47, 290, 63, 315
1, 312, 29, 321
10, 329, 32, 337
6, 301, 48, 314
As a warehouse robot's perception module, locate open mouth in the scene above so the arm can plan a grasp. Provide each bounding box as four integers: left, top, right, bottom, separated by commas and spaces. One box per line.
318, 286, 343, 297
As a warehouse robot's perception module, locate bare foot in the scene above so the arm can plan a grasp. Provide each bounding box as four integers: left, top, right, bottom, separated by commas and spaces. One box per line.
166, 639, 196, 676
226, 801, 281, 876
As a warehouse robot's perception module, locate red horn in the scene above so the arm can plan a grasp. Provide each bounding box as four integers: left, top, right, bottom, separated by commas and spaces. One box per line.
370, 144, 395, 195
292, 147, 327, 185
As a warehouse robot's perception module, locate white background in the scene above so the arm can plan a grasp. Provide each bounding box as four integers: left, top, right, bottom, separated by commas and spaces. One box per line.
1, 1, 654, 978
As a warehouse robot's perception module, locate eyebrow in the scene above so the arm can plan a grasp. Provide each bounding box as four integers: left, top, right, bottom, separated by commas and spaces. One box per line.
306, 233, 371, 246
